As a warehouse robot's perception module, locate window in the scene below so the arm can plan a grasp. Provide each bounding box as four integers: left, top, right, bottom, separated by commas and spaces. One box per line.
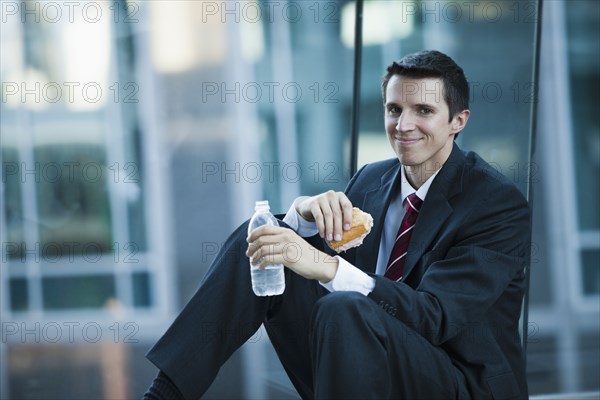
527, 0, 600, 395
1, 1, 171, 327
355, 0, 536, 199
2, 1, 599, 399
567, 2, 600, 302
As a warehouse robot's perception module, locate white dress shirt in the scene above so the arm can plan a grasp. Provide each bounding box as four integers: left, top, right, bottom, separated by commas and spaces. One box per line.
283, 166, 441, 295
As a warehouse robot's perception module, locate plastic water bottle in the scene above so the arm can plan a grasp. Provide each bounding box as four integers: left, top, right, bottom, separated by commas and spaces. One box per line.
248, 200, 286, 296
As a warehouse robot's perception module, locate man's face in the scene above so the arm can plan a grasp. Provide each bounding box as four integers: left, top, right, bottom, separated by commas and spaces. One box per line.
384, 75, 465, 173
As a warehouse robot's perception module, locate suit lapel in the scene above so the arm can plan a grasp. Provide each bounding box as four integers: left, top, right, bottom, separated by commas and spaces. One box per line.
354, 162, 401, 273
402, 144, 466, 279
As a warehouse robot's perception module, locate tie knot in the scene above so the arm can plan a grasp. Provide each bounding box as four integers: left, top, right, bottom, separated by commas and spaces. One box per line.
405, 193, 423, 213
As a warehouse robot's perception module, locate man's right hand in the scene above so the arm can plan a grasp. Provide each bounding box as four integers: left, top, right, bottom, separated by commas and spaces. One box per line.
295, 191, 354, 242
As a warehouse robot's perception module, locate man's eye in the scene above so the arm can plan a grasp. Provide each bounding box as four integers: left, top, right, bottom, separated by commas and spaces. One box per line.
419, 108, 433, 115
388, 107, 400, 114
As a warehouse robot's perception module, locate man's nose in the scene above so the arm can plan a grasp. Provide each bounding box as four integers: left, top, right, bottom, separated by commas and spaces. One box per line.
396, 113, 415, 132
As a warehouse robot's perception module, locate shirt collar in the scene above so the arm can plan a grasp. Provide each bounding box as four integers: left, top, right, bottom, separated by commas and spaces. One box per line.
400, 166, 441, 204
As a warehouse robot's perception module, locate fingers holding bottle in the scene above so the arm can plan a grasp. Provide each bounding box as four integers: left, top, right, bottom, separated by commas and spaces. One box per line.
246, 225, 338, 282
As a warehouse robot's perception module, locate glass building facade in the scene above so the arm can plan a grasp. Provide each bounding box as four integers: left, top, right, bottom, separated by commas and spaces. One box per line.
1, 1, 598, 398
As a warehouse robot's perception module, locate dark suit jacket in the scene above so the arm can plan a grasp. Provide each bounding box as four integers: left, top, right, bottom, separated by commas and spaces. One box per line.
336, 143, 530, 399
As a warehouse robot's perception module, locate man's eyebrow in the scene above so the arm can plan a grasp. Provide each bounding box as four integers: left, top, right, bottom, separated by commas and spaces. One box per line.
414, 102, 439, 109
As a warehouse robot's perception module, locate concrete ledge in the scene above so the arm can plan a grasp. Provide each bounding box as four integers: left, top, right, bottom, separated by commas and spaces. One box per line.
530, 392, 600, 400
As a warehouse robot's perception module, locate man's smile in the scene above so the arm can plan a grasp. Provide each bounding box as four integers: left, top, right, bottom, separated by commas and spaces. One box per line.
395, 137, 423, 145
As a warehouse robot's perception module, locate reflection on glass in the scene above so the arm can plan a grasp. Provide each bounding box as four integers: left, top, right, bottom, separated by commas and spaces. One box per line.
35, 143, 113, 255
567, 3, 600, 231
132, 271, 152, 308
11, 1, 596, 399
581, 249, 600, 296
2, 145, 25, 259
42, 275, 116, 310
341, 1, 414, 48
9, 278, 28, 311
148, 1, 227, 73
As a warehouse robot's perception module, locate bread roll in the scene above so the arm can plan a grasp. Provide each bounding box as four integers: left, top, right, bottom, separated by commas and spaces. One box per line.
326, 207, 373, 253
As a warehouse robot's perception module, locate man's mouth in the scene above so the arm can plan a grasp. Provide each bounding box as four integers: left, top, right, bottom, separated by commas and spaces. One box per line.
396, 137, 422, 145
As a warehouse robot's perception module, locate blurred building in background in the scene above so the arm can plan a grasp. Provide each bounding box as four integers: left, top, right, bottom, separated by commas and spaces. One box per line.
1, 1, 598, 398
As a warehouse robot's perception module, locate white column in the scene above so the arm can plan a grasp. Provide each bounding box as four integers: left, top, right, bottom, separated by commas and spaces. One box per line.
225, 11, 267, 400
536, 0, 579, 392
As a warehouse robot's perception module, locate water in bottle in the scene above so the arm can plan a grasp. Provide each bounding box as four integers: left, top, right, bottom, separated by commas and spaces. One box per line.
248, 200, 286, 296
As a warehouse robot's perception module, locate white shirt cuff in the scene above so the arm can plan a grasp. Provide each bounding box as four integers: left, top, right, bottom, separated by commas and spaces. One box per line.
319, 256, 376, 296
282, 196, 319, 238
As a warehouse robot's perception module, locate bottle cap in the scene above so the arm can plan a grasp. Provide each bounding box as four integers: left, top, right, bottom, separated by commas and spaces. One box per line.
255, 200, 270, 211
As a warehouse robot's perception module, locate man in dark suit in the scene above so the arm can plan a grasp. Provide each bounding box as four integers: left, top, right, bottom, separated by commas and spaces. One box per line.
145, 50, 530, 399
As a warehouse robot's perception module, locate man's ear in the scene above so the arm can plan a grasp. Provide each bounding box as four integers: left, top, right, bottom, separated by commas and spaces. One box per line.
451, 110, 470, 134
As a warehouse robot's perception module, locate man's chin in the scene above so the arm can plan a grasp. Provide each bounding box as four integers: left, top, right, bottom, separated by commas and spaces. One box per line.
396, 154, 419, 167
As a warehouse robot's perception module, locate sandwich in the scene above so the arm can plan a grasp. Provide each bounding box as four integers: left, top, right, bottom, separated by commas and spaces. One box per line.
326, 207, 373, 253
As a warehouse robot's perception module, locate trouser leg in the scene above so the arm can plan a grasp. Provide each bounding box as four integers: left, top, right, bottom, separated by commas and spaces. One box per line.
264, 269, 327, 399
147, 221, 274, 399
146, 220, 326, 399
310, 291, 469, 400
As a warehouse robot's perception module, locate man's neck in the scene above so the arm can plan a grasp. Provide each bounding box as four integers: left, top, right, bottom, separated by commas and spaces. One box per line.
404, 164, 441, 189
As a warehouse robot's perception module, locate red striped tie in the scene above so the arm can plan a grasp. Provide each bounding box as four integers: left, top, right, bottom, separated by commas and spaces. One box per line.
384, 193, 423, 281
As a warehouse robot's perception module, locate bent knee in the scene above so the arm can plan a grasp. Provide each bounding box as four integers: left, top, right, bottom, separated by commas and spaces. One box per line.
312, 291, 371, 323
